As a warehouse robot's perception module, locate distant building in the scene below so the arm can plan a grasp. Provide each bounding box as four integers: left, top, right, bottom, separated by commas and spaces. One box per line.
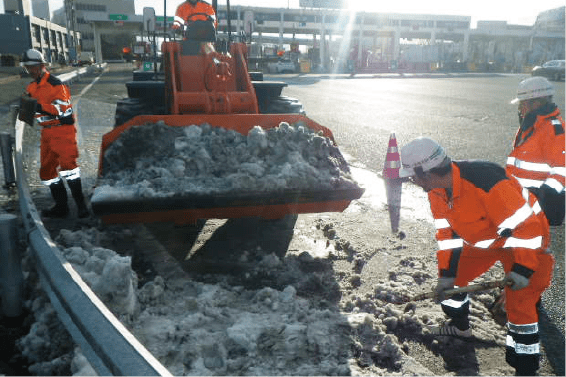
3, 0, 30, 16
32, 0, 50, 20
535, 6, 565, 32
0, 0, 79, 66
1, 0, 564, 70
52, 0, 135, 59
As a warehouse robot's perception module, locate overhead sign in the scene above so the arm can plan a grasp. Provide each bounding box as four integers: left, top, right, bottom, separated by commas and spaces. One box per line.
143, 7, 156, 32
109, 14, 128, 21
155, 16, 174, 30
299, 0, 345, 8
156, 16, 174, 22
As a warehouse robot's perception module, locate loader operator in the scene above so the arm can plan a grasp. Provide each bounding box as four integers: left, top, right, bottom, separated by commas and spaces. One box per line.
19, 49, 89, 219
173, 0, 217, 31
399, 137, 553, 376
172, 0, 217, 54
507, 76, 565, 226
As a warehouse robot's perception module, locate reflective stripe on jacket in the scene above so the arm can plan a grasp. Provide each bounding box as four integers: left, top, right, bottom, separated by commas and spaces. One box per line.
173, 0, 217, 28
26, 71, 74, 128
506, 104, 565, 194
429, 161, 549, 278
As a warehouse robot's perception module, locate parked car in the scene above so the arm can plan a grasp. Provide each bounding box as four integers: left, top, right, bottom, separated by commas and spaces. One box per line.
532, 60, 565, 81
74, 52, 94, 67
271, 59, 296, 74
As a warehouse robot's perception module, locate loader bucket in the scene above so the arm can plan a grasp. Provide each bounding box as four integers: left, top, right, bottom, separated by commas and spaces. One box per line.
92, 114, 364, 224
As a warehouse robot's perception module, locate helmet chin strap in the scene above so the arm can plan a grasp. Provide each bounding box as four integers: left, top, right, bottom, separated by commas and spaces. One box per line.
414, 166, 426, 179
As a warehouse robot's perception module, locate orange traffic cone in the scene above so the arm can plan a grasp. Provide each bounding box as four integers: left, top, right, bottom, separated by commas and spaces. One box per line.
383, 132, 400, 179
383, 132, 402, 233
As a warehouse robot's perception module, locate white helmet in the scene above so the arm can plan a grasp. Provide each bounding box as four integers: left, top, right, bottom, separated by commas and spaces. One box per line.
510, 76, 554, 104
399, 137, 449, 178
20, 49, 48, 66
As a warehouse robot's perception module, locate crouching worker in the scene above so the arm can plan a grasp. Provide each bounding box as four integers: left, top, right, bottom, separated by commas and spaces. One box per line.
20, 49, 89, 218
399, 137, 553, 376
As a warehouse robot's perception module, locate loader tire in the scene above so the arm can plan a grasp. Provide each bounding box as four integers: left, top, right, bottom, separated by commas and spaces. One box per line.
259, 95, 305, 115
114, 97, 166, 128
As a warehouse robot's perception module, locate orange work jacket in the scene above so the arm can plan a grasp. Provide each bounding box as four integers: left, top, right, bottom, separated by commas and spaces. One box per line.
506, 104, 565, 195
25, 71, 74, 128
173, 1, 217, 29
429, 161, 549, 279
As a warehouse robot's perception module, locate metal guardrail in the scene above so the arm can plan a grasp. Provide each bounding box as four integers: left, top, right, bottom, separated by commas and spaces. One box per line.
57, 62, 106, 83
11, 67, 172, 376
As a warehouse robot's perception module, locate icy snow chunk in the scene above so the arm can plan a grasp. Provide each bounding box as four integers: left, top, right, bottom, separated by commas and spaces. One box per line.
64, 247, 89, 265
184, 124, 203, 139
70, 347, 97, 376
247, 125, 269, 150
280, 285, 297, 303
92, 255, 138, 317
226, 314, 270, 353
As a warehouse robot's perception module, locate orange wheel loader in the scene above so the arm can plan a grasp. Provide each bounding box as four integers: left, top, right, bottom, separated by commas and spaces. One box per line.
91, 0, 364, 225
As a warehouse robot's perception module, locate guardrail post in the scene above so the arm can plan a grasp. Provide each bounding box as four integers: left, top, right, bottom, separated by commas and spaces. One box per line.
0, 213, 23, 317
0, 131, 15, 187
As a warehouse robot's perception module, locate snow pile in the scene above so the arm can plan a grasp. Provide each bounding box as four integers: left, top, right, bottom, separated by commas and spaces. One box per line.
16, 226, 425, 376
15, 220, 508, 376
92, 120, 360, 202
16, 248, 96, 376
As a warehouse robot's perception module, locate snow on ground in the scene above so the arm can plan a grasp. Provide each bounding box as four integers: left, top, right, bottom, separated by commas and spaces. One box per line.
16, 220, 510, 376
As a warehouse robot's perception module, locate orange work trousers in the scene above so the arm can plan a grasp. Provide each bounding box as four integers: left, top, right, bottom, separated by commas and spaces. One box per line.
39, 125, 79, 183
454, 247, 554, 325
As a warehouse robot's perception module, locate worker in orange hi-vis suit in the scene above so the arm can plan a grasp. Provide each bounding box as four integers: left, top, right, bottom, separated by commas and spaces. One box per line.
399, 137, 553, 376
19, 49, 89, 219
173, 0, 217, 29
172, 0, 217, 54
507, 76, 565, 226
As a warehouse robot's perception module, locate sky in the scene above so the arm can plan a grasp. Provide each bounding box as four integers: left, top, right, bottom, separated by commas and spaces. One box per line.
6, 0, 565, 28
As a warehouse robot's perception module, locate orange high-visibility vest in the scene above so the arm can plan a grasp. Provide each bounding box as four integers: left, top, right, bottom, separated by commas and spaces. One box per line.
506, 105, 565, 195
173, 1, 217, 29
429, 161, 549, 278
26, 71, 74, 128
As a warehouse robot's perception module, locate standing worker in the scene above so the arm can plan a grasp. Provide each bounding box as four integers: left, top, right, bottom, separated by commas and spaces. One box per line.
399, 137, 553, 376
19, 49, 89, 218
507, 76, 565, 226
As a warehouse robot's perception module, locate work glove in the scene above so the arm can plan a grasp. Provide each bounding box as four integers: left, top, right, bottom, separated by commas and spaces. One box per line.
504, 271, 530, 291
18, 94, 38, 126
434, 277, 455, 303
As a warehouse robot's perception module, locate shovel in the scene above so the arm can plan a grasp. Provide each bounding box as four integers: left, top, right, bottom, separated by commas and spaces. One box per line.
408, 279, 508, 302
387, 279, 508, 304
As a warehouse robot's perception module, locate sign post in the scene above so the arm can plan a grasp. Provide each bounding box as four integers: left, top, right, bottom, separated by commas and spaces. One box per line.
143, 7, 157, 73
244, 10, 254, 37
143, 7, 156, 33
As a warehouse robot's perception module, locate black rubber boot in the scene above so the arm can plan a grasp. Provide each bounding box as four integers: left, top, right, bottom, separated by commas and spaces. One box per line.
67, 178, 89, 218
42, 180, 69, 218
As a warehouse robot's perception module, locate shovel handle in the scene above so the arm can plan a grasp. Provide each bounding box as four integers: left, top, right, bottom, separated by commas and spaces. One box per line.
409, 279, 507, 302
